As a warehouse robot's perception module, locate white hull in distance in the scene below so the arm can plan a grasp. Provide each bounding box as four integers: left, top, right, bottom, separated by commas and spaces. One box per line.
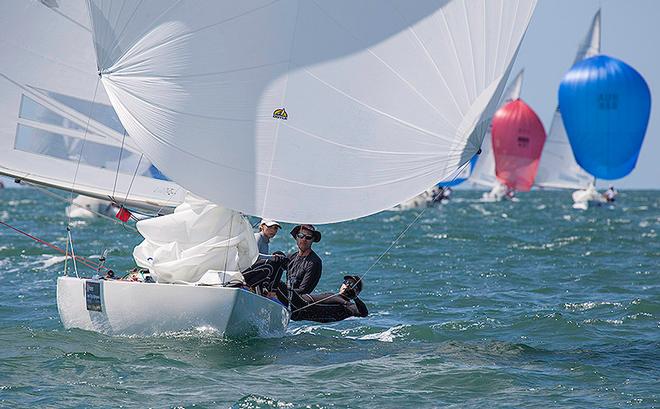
57, 276, 289, 338
572, 185, 605, 210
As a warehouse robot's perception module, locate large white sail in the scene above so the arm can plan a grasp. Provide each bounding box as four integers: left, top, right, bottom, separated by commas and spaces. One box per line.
469, 69, 525, 188
87, 0, 537, 224
534, 10, 600, 190
0, 1, 185, 212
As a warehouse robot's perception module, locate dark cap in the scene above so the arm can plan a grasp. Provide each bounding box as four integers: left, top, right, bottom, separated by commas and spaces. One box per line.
343, 275, 363, 294
290, 224, 321, 242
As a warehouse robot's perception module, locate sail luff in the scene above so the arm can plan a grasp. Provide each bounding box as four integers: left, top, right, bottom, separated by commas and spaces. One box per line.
468, 68, 524, 188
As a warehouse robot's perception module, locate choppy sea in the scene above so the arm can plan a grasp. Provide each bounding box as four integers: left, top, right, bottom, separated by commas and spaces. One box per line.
0, 188, 658, 408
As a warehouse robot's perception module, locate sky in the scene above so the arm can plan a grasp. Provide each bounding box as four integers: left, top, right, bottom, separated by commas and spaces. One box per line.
509, 0, 659, 189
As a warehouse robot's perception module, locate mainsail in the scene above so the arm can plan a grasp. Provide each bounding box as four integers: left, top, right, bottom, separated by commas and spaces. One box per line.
87, 0, 537, 224
533, 11, 600, 190
0, 1, 185, 212
469, 69, 525, 188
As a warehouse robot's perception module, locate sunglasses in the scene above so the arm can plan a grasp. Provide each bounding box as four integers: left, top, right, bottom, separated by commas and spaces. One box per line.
343, 279, 357, 287
296, 233, 314, 240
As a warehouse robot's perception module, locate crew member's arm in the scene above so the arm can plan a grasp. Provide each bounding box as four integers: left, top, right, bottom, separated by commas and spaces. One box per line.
349, 297, 368, 317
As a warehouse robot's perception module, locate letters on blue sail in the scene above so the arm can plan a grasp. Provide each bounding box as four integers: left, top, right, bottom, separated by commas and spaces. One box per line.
558, 55, 651, 180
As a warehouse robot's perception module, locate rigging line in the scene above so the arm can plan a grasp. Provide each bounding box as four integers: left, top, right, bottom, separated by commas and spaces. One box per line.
67, 77, 101, 228
119, 153, 143, 215
0, 220, 106, 272
221, 213, 235, 286
291, 160, 471, 314
68, 228, 79, 278
111, 129, 128, 201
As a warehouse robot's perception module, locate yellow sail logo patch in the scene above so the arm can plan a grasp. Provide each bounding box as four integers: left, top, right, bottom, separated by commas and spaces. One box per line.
273, 108, 288, 120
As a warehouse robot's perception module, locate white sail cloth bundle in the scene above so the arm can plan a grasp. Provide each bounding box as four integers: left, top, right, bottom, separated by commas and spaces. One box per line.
133, 194, 258, 283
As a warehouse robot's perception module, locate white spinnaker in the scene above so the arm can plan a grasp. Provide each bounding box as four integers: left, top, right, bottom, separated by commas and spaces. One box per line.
88, 0, 537, 223
469, 69, 525, 188
0, 1, 184, 212
533, 10, 599, 190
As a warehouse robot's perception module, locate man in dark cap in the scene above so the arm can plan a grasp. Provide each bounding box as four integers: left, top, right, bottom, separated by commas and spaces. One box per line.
286, 275, 368, 323
241, 224, 322, 298
285, 224, 323, 294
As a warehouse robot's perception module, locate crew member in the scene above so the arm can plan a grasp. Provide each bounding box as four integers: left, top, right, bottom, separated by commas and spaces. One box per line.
287, 275, 368, 323
285, 224, 323, 294
603, 185, 618, 202
254, 219, 281, 260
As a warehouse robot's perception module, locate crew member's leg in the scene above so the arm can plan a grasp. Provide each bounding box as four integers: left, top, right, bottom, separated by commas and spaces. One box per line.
242, 258, 286, 292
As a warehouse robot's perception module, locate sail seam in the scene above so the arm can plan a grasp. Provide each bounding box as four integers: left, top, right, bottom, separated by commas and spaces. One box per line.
300, 70, 453, 144
436, 7, 470, 114
462, 0, 479, 104
309, 0, 456, 130
406, 26, 462, 128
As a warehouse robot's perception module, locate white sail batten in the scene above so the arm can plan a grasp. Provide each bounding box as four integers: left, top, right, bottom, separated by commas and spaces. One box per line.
0, 1, 185, 212
534, 11, 599, 190
88, 0, 537, 224
469, 69, 525, 188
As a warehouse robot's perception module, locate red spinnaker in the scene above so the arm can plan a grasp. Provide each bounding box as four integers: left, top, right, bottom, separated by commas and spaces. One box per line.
491, 99, 546, 191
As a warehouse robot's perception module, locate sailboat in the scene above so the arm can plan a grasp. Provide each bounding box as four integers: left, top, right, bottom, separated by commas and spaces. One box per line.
532, 11, 603, 210
557, 11, 651, 210
0, 3, 186, 215
490, 97, 546, 198
390, 156, 475, 210
5, 1, 537, 337
470, 70, 525, 201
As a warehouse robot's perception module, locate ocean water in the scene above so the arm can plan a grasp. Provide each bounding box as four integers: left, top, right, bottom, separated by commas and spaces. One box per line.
0, 188, 658, 408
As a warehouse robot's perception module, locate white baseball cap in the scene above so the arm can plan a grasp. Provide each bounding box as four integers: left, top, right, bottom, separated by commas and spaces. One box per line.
260, 219, 281, 228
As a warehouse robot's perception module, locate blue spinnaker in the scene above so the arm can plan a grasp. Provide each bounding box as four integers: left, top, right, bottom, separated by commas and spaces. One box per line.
558, 55, 651, 180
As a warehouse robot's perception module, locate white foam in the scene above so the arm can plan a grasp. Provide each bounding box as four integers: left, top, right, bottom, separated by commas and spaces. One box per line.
355, 324, 407, 343
563, 301, 623, 311
36, 255, 69, 269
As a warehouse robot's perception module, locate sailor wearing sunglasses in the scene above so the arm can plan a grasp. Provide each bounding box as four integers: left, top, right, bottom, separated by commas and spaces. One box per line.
285, 224, 323, 295
241, 223, 322, 298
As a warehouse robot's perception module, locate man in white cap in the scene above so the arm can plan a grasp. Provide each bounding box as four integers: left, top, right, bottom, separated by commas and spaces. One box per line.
255, 219, 281, 260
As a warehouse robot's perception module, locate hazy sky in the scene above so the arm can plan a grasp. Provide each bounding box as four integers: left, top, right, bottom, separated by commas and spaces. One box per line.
511, 0, 658, 189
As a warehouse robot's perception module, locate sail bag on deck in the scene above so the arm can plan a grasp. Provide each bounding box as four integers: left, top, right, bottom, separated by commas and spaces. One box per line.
134, 194, 258, 283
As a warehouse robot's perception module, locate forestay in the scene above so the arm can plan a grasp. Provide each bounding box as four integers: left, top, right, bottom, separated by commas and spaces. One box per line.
0, 1, 185, 212
469, 70, 525, 188
533, 11, 599, 190
88, 0, 537, 224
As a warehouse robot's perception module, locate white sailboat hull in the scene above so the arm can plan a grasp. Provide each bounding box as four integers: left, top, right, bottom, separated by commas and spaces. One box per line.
571, 188, 605, 210
56, 276, 289, 338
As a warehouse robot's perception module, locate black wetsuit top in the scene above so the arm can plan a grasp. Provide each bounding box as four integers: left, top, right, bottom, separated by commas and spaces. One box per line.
286, 250, 322, 294
289, 292, 368, 323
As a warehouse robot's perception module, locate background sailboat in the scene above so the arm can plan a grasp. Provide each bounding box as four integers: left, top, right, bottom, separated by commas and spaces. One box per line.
0, 2, 185, 215
45, 0, 537, 336
557, 11, 651, 210
533, 10, 600, 208
491, 99, 546, 194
